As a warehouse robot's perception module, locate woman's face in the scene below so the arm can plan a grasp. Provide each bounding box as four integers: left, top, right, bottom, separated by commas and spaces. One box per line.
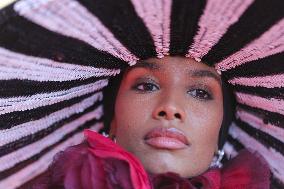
111, 56, 223, 177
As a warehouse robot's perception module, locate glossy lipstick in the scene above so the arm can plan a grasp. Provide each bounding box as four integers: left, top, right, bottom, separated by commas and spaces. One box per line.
144, 127, 190, 150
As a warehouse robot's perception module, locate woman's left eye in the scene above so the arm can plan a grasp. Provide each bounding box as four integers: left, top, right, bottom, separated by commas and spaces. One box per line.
133, 82, 159, 92
188, 89, 212, 100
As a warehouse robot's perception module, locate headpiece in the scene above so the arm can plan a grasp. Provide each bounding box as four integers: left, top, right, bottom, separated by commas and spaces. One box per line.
0, 0, 283, 188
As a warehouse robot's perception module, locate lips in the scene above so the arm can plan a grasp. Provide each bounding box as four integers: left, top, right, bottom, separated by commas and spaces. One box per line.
144, 127, 190, 150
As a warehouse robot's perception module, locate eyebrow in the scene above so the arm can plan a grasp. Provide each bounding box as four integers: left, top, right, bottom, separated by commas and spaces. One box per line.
190, 70, 221, 85
130, 61, 161, 70
128, 61, 221, 84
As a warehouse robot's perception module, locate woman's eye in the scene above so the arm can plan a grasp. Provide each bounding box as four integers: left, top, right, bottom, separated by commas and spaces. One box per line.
133, 82, 159, 92
188, 89, 212, 100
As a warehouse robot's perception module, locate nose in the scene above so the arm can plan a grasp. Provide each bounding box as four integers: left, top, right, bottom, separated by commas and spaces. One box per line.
152, 100, 186, 122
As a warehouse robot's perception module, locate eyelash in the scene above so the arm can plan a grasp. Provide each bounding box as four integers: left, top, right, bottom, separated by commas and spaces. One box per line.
132, 81, 213, 100
187, 88, 212, 100
132, 81, 159, 92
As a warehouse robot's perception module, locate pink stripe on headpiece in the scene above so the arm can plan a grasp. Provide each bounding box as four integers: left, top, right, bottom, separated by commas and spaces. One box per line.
0, 109, 102, 172
187, 0, 254, 61
229, 124, 284, 181
236, 92, 284, 115
229, 74, 284, 88
130, 0, 172, 58
0, 130, 87, 189
236, 108, 284, 143
0, 80, 108, 115
160, 0, 172, 56
0, 93, 103, 146
14, 0, 139, 65
216, 18, 284, 71
0, 122, 103, 189
223, 142, 238, 159
0, 48, 120, 82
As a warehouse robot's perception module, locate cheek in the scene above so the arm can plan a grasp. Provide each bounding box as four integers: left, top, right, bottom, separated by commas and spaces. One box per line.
187, 101, 223, 147
113, 92, 153, 144
183, 102, 222, 172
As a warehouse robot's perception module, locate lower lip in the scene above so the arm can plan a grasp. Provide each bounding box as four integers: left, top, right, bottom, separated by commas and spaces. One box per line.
145, 137, 188, 150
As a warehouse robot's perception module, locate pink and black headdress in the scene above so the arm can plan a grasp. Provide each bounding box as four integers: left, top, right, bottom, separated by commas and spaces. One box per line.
0, 0, 283, 188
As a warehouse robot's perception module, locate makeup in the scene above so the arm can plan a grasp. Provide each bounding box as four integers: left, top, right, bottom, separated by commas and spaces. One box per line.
144, 127, 190, 150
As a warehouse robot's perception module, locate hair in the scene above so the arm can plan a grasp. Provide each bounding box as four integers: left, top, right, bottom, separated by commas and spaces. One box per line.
218, 75, 236, 149
101, 72, 124, 134
101, 69, 236, 149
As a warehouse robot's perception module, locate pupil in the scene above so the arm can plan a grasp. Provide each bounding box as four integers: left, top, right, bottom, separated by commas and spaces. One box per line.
145, 84, 153, 90
197, 90, 207, 97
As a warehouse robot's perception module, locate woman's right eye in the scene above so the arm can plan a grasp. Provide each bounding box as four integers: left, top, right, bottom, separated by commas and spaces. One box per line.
133, 82, 159, 92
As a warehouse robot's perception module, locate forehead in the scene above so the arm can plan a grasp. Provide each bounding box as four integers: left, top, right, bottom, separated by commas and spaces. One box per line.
125, 56, 221, 84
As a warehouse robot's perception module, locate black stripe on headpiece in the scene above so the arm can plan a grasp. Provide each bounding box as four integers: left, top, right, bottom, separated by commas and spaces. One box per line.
225, 134, 284, 188
238, 104, 284, 129
0, 118, 102, 181
202, 0, 284, 65
218, 77, 236, 149
225, 53, 284, 79
169, 0, 206, 55
235, 86, 284, 99
0, 77, 107, 98
78, 0, 156, 59
0, 1, 17, 25
0, 16, 125, 69
0, 102, 101, 157
235, 118, 284, 156
0, 92, 97, 130
227, 134, 245, 152
271, 177, 284, 189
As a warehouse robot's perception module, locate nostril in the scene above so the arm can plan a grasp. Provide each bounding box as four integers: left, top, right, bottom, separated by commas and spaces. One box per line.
174, 113, 181, 119
158, 111, 166, 117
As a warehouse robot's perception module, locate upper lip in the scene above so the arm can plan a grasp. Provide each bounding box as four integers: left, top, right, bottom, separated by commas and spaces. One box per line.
144, 127, 190, 145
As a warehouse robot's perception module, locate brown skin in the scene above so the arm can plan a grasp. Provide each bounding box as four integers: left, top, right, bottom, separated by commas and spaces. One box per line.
110, 56, 223, 178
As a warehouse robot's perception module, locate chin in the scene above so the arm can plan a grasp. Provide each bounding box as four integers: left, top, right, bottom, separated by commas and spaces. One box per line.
142, 155, 184, 176
142, 155, 211, 178
146, 164, 193, 178
133, 146, 212, 178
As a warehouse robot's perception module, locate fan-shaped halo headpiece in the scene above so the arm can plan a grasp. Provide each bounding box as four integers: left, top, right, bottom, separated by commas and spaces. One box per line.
0, 0, 283, 188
